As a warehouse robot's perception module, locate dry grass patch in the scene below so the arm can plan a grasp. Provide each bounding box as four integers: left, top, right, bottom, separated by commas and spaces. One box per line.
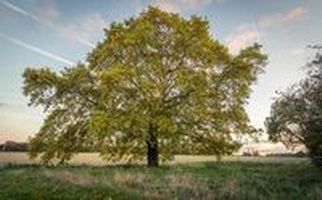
44, 170, 96, 187
164, 174, 214, 199
164, 174, 195, 188
111, 171, 148, 188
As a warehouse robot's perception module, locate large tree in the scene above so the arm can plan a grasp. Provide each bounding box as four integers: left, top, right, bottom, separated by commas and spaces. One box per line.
265, 45, 322, 167
23, 7, 267, 166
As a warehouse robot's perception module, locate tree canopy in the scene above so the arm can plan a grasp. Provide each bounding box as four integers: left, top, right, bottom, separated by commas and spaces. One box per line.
23, 7, 267, 166
265, 45, 322, 167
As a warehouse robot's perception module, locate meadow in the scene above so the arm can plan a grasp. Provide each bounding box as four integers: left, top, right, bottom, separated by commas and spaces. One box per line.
0, 153, 321, 199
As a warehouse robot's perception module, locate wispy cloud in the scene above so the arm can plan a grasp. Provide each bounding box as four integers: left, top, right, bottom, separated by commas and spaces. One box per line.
226, 24, 261, 54
227, 6, 307, 53
283, 7, 306, 23
61, 13, 107, 45
154, 0, 223, 13
258, 6, 306, 29
0, 0, 99, 47
0, 33, 75, 65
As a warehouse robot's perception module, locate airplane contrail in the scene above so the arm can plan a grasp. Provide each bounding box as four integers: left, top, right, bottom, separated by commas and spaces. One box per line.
0, 0, 94, 48
0, 0, 29, 16
0, 33, 75, 65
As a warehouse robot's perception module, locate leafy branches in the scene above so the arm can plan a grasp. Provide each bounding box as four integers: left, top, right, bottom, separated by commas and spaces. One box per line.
23, 7, 267, 166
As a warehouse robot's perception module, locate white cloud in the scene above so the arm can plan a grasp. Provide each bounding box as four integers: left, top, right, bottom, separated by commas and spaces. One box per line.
62, 13, 107, 44
258, 6, 306, 29
283, 7, 306, 23
154, 0, 220, 13
0, 32, 75, 65
155, 1, 180, 13
227, 6, 307, 53
226, 24, 261, 54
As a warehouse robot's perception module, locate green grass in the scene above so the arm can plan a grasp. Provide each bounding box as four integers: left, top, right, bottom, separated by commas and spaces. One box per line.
0, 161, 321, 200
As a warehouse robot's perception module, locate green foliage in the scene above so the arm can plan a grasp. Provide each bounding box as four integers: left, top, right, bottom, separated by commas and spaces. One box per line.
23, 7, 267, 165
23, 64, 99, 163
265, 45, 322, 167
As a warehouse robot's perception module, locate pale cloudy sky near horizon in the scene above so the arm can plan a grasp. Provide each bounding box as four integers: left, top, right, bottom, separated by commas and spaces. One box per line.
0, 0, 321, 142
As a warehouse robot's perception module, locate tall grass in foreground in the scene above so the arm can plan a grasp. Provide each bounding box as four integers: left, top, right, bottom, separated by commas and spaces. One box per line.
0, 161, 321, 199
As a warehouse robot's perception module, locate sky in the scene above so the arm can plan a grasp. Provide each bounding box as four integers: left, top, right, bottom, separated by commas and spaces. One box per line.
0, 0, 321, 142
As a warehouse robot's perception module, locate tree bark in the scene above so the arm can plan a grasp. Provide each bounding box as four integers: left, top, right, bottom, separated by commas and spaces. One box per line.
147, 125, 159, 167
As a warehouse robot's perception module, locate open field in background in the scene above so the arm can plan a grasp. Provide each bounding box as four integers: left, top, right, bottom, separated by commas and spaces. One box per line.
0, 158, 321, 199
0, 153, 321, 199
0, 152, 309, 166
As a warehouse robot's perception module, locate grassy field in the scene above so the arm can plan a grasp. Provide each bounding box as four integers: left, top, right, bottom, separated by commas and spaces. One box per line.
0, 152, 309, 166
0, 154, 321, 199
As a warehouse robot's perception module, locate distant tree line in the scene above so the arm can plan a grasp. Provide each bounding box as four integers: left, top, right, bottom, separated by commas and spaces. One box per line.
265, 151, 308, 157
0, 141, 28, 152
0, 141, 95, 152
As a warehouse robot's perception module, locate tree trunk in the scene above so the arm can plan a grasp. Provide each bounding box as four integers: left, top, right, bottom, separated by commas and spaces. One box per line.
147, 125, 159, 167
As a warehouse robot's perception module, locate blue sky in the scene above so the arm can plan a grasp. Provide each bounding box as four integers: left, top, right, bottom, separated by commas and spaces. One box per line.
0, 0, 321, 142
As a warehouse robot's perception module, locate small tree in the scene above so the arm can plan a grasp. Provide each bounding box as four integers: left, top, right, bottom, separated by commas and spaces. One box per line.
23, 7, 267, 166
265, 45, 322, 167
